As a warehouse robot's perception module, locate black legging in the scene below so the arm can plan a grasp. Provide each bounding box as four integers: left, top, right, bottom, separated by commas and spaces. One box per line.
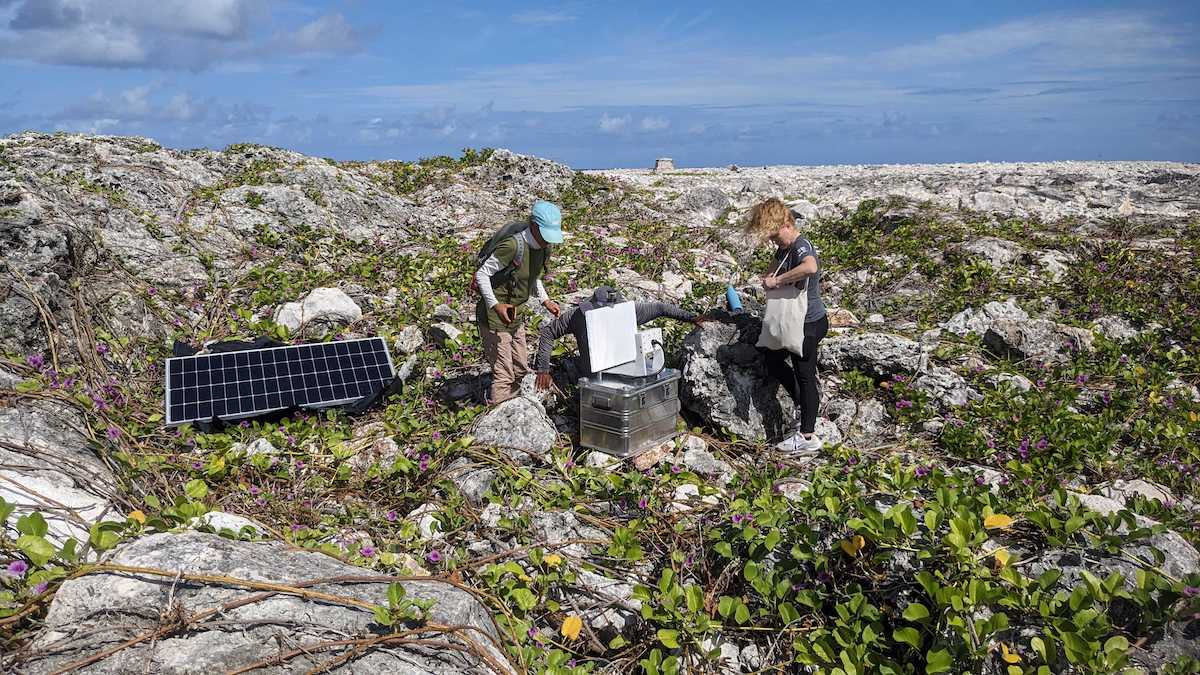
762, 314, 829, 434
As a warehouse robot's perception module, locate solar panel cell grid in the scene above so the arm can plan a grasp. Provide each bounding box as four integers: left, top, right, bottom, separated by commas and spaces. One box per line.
164, 337, 395, 426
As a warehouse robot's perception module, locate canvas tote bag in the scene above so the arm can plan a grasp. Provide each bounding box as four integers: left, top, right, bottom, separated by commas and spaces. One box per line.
756, 249, 810, 356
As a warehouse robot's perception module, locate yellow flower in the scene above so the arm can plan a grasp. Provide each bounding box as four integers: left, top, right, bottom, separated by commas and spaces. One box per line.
543, 554, 563, 568
128, 510, 146, 524
984, 514, 1014, 529
561, 615, 583, 640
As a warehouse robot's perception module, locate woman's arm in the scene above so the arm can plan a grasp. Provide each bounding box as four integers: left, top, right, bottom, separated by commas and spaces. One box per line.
765, 255, 817, 288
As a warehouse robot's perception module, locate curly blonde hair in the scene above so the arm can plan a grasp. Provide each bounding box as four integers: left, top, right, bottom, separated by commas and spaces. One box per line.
744, 198, 794, 241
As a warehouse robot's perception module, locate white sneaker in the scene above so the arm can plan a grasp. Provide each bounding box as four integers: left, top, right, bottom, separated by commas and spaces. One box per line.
776, 433, 823, 455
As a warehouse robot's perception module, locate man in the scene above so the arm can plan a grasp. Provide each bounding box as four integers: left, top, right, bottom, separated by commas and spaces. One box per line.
474, 201, 563, 404
533, 286, 705, 389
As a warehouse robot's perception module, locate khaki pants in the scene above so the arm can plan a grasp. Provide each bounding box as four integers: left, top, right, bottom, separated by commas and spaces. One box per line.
481, 322, 530, 404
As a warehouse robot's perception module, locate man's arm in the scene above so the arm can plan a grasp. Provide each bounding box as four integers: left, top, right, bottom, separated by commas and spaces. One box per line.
474, 255, 503, 308
534, 306, 577, 372
635, 301, 698, 325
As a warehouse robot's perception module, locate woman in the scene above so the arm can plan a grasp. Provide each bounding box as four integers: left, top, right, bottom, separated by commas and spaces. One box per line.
746, 198, 829, 453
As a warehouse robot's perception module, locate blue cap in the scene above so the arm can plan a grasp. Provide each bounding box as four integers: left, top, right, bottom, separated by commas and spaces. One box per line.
531, 201, 563, 244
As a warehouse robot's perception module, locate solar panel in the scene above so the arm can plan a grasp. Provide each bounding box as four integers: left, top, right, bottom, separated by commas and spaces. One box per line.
163, 337, 396, 426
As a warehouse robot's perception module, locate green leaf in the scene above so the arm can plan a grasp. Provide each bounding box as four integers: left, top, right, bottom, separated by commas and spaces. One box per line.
718, 596, 735, 618
893, 627, 921, 650
903, 602, 930, 622
17, 512, 48, 537
608, 635, 628, 649
372, 605, 393, 626
743, 561, 759, 581
779, 601, 800, 625
387, 582, 406, 607
1104, 636, 1129, 656
184, 479, 209, 500
16, 535, 56, 566
925, 648, 953, 674
735, 601, 750, 624
0, 498, 14, 524
510, 588, 537, 611
657, 628, 680, 649
59, 539, 78, 562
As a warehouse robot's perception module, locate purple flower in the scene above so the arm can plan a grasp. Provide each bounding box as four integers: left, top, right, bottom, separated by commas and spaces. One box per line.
239, 420, 250, 429
1183, 586, 1200, 598
147, 287, 158, 296
1098, 262, 1108, 272
1035, 438, 1048, 450
847, 456, 859, 465
1102, 392, 1111, 404
731, 513, 745, 525
670, 464, 682, 474
528, 627, 540, 640
1075, 374, 1089, 385
291, 523, 302, 532
895, 399, 913, 410
1018, 438, 1030, 461
26, 354, 44, 369
986, 438, 996, 449
6, 560, 28, 577
386, 510, 398, 522
360, 545, 376, 558
431, 431, 442, 441
419, 454, 430, 472
249, 486, 261, 496
1119, 355, 1129, 364
893, 374, 907, 383
96, 342, 109, 355
975, 476, 986, 486
427, 549, 443, 563
33, 581, 48, 594
295, 460, 306, 470
106, 426, 121, 440
191, 461, 203, 470
915, 466, 931, 478
637, 497, 648, 509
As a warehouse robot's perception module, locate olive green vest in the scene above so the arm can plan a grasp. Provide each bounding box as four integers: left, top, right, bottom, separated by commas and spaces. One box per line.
475, 235, 549, 333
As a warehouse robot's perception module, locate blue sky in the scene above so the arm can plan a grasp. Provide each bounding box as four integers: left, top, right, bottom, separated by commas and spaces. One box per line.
1, 1, 1197, 168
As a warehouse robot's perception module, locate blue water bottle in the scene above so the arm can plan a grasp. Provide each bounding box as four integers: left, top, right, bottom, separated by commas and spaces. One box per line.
725, 285, 742, 311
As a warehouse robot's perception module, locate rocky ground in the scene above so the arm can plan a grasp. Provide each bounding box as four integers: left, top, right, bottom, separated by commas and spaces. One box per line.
1, 132, 1198, 674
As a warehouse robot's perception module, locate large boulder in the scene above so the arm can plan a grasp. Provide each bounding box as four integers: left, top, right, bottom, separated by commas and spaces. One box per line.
818, 332, 925, 378
983, 318, 1094, 363
941, 298, 1029, 337
273, 287, 363, 333
957, 236, 1025, 267
679, 314, 794, 441
471, 395, 557, 465
19, 532, 512, 674
912, 367, 980, 407
0, 401, 125, 549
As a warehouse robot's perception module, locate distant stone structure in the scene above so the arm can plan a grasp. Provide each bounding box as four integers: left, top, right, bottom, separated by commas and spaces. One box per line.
653, 157, 675, 172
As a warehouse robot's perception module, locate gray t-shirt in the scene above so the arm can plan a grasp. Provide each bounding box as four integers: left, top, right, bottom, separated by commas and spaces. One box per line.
771, 236, 826, 323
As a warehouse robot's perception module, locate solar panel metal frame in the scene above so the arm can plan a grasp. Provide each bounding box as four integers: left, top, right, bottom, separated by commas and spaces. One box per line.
163, 337, 396, 426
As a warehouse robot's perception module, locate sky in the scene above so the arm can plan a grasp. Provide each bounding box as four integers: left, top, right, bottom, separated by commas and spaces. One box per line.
1, 1, 1198, 168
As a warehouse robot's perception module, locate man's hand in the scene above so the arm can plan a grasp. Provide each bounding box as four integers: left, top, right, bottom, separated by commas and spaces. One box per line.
535, 372, 553, 391
542, 299, 561, 317
762, 275, 779, 290
494, 303, 516, 324
693, 315, 709, 327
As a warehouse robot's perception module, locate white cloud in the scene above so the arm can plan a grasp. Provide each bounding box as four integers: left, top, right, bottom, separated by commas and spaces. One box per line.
278, 13, 364, 54
0, 1, 366, 69
511, 10, 576, 25
598, 113, 630, 133
640, 116, 669, 131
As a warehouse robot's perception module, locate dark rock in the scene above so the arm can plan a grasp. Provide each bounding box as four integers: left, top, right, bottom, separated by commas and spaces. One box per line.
679, 311, 794, 441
